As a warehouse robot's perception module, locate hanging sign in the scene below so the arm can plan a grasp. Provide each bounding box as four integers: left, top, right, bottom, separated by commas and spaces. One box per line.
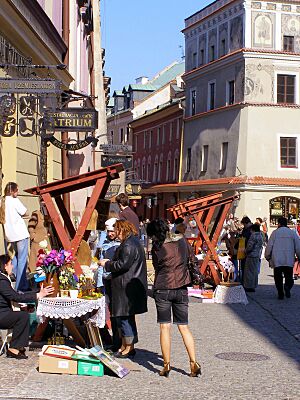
100, 143, 132, 153
101, 155, 133, 169
48, 135, 94, 151
0, 78, 61, 94
46, 108, 98, 131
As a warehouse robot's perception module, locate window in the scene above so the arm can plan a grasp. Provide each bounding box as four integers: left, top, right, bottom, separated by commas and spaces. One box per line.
169, 122, 172, 142
143, 131, 146, 149
134, 135, 137, 151
220, 39, 226, 57
174, 157, 179, 181
220, 142, 228, 171
176, 118, 180, 139
191, 89, 196, 116
162, 125, 165, 144
119, 128, 124, 143
200, 49, 205, 65
280, 137, 297, 168
110, 130, 114, 144
166, 159, 171, 181
126, 127, 130, 142
283, 36, 294, 52
208, 82, 216, 110
158, 156, 163, 182
186, 148, 191, 172
209, 45, 215, 62
142, 163, 145, 181
157, 127, 160, 145
270, 196, 300, 226
149, 130, 152, 148
277, 74, 295, 104
201, 145, 209, 172
192, 52, 197, 69
227, 80, 235, 105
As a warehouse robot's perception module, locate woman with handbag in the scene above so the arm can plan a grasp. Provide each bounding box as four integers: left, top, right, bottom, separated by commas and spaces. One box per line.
146, 219, 201, 378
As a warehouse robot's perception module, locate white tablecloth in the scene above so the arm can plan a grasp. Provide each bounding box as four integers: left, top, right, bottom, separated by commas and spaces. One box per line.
213, 285, 248, 305
36, 296, 105, 328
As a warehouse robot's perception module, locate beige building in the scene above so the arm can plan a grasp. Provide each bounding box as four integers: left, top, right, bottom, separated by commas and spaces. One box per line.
181, 0, 300, 228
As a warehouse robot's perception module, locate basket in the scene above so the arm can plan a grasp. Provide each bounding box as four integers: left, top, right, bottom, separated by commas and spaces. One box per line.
219, 281, 241, 287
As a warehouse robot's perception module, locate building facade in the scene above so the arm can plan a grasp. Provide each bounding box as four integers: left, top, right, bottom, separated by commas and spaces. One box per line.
181, 0, 300, 227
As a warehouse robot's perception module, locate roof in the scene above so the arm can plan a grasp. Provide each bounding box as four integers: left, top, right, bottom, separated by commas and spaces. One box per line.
128, 83, 159, 92
141, 176, 300, 194
113, 90, 123, 97
150, 61, 185, 87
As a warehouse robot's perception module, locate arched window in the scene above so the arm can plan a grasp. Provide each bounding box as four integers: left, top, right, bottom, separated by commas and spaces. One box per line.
147, 156, 151, 182
153, 155, 158, 183
166, 151, 171, 182
142, 157, 146, 181
173, 149, 180, 181
269, 196, 300, 226
158, 154, 163, 183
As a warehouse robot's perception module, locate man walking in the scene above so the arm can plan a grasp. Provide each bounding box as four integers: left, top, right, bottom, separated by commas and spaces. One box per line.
265, 217, 300, 299
115, 193, 139, 232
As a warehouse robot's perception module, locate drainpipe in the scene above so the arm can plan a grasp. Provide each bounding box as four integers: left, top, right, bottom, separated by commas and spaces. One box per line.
62, 0, 70, 213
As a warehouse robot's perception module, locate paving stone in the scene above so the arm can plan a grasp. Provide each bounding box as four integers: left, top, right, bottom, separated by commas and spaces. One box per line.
0, 260, 299, 400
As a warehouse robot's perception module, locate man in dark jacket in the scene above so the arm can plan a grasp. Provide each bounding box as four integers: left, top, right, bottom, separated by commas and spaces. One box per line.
115, 193, 139, 232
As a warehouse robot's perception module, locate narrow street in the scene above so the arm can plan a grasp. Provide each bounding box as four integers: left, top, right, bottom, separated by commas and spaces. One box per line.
1, 261, 299, 400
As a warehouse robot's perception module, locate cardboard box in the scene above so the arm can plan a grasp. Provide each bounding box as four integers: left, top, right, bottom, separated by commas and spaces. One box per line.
73, 354, 104, 377
39, 355, 77, 375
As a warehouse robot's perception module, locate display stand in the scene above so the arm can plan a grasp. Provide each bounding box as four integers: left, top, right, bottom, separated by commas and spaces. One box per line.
25, 164, 124, 274
168, 191, 239, 285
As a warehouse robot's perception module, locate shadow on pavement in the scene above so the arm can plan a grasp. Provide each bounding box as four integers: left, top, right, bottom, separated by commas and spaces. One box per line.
224, 281, 300, 369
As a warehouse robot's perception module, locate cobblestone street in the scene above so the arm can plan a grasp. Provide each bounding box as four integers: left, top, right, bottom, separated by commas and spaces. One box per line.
1, 261, 300, 400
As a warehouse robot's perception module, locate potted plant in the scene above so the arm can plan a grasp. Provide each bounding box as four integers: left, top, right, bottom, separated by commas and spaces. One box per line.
36, 248, 74, 297
59, 265, 79, 298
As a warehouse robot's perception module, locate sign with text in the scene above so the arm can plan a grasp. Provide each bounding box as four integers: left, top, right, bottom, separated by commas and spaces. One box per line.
46, 108, 98, 131
101, 155, 133, 170
100, 143, 132, 153
105, 184, 121, 199
48, 135, 94, 151
0, 78, 61, 94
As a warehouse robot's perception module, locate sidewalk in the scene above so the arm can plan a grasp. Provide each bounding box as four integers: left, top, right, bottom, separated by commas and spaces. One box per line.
0, 260, 299, 400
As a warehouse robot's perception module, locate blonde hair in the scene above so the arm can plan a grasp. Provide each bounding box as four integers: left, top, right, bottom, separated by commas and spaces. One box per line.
114, 220, 137, 241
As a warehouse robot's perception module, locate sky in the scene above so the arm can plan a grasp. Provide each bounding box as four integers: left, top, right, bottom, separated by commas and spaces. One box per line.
101, 0, 211, 93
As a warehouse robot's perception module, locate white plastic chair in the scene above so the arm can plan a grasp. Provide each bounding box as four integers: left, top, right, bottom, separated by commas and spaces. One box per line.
0, 330, 12, 355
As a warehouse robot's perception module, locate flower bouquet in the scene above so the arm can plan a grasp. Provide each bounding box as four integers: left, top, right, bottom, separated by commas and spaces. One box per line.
36, 248, 75, 297
59, 265, 79, 297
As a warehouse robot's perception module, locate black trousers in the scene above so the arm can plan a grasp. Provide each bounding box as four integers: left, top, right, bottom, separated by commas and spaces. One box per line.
0, 310, 29, 349
273, 266, 294, 296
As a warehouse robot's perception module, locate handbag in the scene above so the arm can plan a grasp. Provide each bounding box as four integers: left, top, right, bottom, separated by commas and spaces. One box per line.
237, 237, 246, 260
187, 257, 205, 287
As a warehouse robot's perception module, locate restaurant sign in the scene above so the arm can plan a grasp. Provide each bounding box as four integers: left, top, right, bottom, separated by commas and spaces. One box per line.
0, 78, 61, 94
48, 135, 95, 151
101, 155, 133, 170
45, 108, 98, 132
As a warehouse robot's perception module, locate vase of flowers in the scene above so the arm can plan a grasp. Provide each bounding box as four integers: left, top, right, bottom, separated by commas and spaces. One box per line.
59, 264, 79, 297
36, 249, 74, 297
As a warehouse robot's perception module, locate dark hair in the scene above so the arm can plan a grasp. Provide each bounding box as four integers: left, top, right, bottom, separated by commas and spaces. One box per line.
241, 216, 251, 225
278, 217, 287, 227
4, 182, 18, 197
0, 254, 11, 274
115, 193, 129, 207
256, 217, 263, 224
146, 219, 169, 249
251, 223, 261, 232
174, 217, 184, 225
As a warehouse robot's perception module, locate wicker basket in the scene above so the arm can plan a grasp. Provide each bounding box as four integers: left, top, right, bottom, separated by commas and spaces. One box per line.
219, 281, 241, 287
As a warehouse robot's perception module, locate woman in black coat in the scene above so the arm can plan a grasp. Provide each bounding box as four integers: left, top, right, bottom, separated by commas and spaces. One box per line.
99, 220, 147, 359
0, 254, 53, 359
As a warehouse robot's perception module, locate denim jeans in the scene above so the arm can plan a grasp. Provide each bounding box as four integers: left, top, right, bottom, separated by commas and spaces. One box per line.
115, 315, 138, 345
11, 238, 29, 291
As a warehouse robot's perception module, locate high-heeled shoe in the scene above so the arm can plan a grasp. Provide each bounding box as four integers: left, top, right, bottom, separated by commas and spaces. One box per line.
190, 361, 201, 377
159, 362, 171, 377
6, 349, 28, 360
114, 349, 136, 359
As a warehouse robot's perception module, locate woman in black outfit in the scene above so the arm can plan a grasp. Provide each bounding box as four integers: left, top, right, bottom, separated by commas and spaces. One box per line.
146, 219, 201, 378
0, 255, 53, 359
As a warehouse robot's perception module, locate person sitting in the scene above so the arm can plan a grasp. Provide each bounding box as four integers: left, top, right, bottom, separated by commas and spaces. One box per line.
0, 254, 53, 359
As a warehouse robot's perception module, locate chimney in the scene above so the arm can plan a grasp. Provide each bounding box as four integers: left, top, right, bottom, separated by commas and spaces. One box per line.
135, 76, 149, 85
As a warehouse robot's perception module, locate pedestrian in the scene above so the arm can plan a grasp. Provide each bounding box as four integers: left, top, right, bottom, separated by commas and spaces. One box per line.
240, 216, 252, 283
0, 254, 53, 359
146, 218, 201, 378
115, 193, 139, 232
0, 182, 30, 291
243, 224, 263, 292
265, 216, 300, 299
98, 220, 147, 358
138, 220, 147, 247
